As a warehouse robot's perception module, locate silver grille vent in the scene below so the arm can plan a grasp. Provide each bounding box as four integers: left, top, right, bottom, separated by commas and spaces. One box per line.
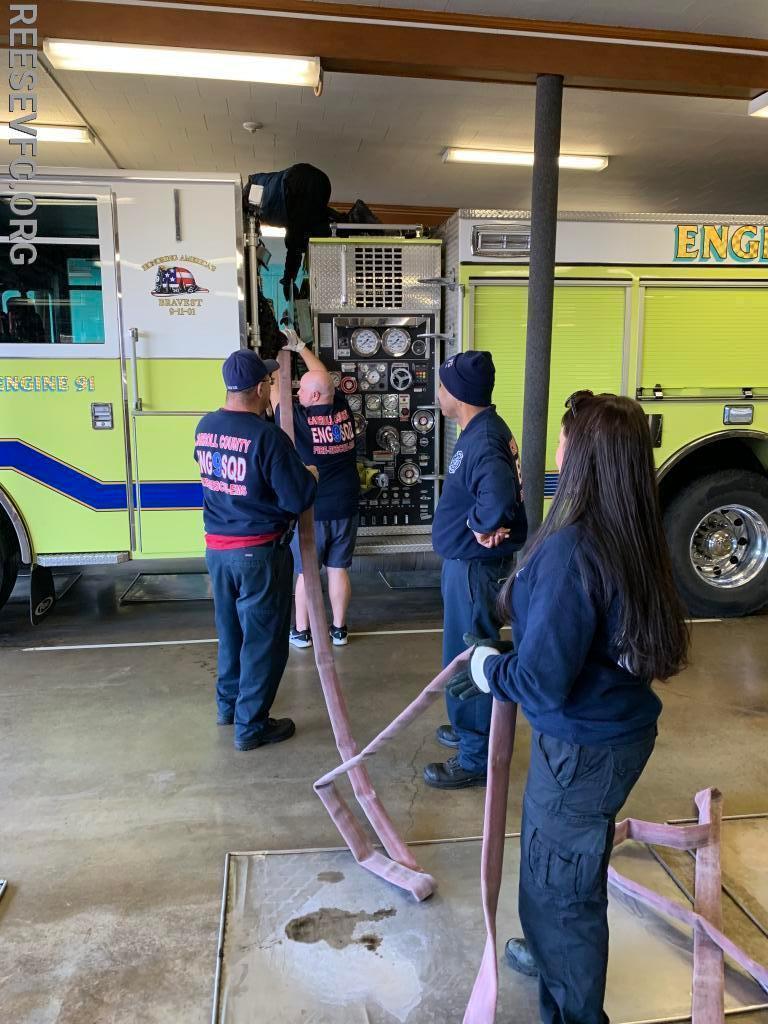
472, 223, 531, 259
354, 246, 404, 308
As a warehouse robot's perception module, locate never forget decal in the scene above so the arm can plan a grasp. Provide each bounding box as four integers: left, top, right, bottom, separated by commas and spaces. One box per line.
143, 253, 214, 316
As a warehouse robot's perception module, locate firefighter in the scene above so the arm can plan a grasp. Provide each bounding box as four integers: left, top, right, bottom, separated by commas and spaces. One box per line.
423, 351, 527, 789
195, 350, 318, 751
271, 330, 359, 647
446, 392, 689, 1024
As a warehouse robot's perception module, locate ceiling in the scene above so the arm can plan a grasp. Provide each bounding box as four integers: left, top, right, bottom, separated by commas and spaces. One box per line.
298, 0, 768, 37
19, 50, 768, 215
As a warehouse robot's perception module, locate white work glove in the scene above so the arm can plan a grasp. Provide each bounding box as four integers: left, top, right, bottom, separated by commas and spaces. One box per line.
447, 633, 513, 701
281, 327, 306, 353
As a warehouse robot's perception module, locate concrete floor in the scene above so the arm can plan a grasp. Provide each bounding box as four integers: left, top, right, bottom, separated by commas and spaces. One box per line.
0, 563, 767, 1023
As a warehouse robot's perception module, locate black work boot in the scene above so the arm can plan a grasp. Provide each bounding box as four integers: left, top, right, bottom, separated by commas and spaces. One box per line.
235, 717, 296, 751
423, 755, 486, 789
435, 724, 460, 748
504, 938, 539, 977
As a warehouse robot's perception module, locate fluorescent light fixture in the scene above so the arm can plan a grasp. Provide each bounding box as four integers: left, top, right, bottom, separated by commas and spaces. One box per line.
442, 147, 609, 171
44, 39, 321, 88
0, 122, 93, 143
260, 225, 286, 238
748, 92, 768, 118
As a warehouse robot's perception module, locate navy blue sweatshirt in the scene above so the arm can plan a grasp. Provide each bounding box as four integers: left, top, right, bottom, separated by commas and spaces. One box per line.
275, 393, 359, 522
485, 524, 662, 746
195, 409, 316, 536
432, 406, 527, 561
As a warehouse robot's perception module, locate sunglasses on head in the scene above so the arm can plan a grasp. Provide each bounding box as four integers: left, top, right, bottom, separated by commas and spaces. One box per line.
564, 389, 594, 417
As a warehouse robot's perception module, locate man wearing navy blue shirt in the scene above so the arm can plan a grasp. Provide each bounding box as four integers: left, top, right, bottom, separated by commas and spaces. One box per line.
195, 350, 318, 751
423, 351, 527, 789
272, 333, 359, 647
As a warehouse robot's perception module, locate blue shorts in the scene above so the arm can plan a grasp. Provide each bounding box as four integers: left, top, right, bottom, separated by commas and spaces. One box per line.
291, 515, 359, 572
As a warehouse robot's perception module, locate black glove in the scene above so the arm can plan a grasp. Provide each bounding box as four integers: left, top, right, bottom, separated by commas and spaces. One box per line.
446, 633, 514, 702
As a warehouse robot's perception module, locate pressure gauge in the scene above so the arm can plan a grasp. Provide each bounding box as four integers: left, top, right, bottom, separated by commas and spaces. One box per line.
412, 409, 435, 434
363, 367, 381, 387
330, 371, 342, 388
350, 327, 381, 357
382, 327, 411, 357
400, 430, 417, 450
365, 395, 382, 416
353, 413, 367, 436
347, 394, 362, 413
381, 394, 399, 417
398, 462, 421, 487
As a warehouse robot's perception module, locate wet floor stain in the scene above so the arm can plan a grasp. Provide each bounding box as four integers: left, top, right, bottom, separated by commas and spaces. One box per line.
317, 871, 344, 884
357, 932, 383, 952
285, 907, 395, 953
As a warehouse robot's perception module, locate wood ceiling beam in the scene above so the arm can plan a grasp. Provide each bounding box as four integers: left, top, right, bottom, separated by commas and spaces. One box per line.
37, 0, 768, 100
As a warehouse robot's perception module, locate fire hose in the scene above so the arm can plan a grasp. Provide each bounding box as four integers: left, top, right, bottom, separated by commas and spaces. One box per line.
276, 350, 767, 1023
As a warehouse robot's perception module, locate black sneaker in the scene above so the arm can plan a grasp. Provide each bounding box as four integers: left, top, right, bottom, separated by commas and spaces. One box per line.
504, 938, 539, 977
235, 717, 296, 751
423, 755, 487, 789
435, 724, 460, 748
289, 628, 312, 649
329, 624, 349, 646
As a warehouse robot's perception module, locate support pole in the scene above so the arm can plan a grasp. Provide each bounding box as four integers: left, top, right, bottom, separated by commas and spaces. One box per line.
521, 74, 563, 533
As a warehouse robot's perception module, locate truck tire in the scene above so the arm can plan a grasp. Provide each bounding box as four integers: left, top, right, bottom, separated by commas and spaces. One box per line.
663, 469, 768, 618
0, 517, 20, 613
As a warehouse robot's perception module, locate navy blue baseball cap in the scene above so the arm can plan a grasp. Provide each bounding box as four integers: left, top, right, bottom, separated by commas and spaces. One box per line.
222, 350, 279, 391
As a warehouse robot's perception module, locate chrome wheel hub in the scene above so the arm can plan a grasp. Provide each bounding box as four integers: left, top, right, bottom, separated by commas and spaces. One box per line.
689, 505, 768, 590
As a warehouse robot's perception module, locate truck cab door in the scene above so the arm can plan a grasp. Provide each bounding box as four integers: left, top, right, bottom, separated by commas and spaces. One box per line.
0, 186, 132, 561
115, 179, 245, 555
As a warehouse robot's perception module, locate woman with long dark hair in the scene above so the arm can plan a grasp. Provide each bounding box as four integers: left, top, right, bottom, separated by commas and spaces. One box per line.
448, 391, 689, 1024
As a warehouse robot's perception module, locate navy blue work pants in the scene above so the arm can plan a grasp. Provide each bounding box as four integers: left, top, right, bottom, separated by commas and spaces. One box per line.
206, 544, 293, 747
441, 556, 512, 772
519, 727, 657, 1024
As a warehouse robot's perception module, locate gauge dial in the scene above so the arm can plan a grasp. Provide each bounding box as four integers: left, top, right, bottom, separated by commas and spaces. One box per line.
400, 430, 417, 449
363, 368, 381, 386
350, 327, 381, 357
398, 462, 421, 486
353, 413, 367, 436
382, 327, 411, 357
381, 394, 399, 417
347, 394, 362, 413
330, 371, 342, 388
412, 409, 435, 434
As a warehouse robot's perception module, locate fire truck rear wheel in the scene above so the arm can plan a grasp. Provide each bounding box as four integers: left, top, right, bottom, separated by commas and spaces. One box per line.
663, 469, 768, 619
0, 515, 21, 613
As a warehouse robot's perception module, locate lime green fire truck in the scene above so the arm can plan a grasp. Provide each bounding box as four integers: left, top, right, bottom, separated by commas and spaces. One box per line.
0, 173, 766, 622
439, 210, 768, 618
